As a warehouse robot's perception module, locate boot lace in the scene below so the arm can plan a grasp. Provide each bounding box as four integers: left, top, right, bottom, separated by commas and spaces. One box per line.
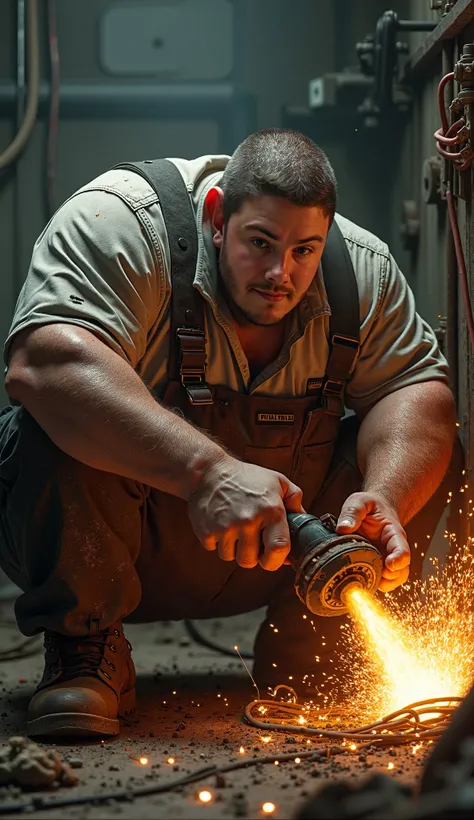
44, 629, 124, 682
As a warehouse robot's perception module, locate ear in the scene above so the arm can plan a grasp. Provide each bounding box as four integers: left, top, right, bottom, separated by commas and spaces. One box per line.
205, 186, 225, 249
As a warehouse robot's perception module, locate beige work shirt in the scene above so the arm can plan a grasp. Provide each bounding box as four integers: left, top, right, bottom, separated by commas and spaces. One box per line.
4, 155, 449, 411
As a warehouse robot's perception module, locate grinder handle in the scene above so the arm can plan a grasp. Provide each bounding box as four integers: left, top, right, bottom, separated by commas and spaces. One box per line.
286, 511, 332, 569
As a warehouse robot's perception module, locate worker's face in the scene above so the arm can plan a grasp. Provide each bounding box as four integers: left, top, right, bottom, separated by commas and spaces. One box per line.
208, 189, 330, 326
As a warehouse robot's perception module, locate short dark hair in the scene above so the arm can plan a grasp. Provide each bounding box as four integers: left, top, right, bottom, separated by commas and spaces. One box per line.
220, 128, 337, 224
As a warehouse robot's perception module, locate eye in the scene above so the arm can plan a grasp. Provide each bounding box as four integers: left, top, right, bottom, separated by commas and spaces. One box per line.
294, 246, 314, 256
251, 237, 269, 249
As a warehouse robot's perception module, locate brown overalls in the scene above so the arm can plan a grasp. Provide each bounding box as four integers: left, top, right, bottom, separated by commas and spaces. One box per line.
0, 160, 457, 694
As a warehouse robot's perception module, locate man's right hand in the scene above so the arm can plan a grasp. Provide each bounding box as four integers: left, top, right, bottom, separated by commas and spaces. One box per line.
187, 458, 304, 571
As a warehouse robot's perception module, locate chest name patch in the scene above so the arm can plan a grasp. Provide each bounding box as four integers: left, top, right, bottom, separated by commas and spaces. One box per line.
306, 378, 324, 394
256, 412, 295, 424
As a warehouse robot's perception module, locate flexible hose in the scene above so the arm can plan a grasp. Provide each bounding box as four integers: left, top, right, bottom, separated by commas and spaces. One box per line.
446, 188, 474, 351
434, 70, 474, 351
0, 0, 40, 170
244, 691, 462, 742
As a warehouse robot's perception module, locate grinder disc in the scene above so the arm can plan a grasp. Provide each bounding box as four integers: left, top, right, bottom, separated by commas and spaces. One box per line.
296, 538, 383, 617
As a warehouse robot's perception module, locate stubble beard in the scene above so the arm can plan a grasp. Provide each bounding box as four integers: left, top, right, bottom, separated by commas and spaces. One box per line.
219, 243, 289, 328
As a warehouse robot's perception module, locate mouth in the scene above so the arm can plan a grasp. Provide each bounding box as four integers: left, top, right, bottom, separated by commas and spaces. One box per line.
252, 289, 290, 303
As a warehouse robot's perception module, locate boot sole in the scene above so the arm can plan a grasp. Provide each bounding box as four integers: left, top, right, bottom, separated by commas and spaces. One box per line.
26, 688, 136, 738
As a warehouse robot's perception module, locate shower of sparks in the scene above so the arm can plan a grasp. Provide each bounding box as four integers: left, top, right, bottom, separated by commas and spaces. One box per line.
339, 545, 474, 721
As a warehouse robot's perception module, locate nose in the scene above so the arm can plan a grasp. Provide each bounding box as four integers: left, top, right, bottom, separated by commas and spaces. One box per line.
264, 252, 291, 286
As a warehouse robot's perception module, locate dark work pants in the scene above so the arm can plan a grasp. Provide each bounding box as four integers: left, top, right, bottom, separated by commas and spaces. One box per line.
0, 405, 463, 692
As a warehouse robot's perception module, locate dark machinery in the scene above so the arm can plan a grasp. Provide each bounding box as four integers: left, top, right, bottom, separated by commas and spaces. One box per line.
287, 512, 383, 617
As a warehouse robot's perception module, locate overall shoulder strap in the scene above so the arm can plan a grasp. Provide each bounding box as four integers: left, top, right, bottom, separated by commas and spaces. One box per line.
113, 159, 212, 405
320, 220, 360, 416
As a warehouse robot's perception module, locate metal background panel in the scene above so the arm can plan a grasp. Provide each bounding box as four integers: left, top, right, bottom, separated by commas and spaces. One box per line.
99, 0, 234, 80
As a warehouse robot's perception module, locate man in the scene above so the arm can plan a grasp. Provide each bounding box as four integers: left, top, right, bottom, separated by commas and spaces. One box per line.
0, 128, 457, 739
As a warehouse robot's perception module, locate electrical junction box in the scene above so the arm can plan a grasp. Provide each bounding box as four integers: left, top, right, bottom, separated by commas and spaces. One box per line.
99, 0, 234, 80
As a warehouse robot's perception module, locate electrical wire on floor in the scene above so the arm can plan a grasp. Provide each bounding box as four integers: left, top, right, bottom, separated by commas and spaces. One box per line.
184, 619, 254, 659
0, 690, 461, 815
0, 745, 351, 815
244, 686, 462, 743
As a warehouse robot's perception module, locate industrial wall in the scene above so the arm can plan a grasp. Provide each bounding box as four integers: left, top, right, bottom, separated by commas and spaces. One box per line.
0, 0, 335, 407
0, 0, 401, 407
393, 0, 474, 504
2, 1, 472, 492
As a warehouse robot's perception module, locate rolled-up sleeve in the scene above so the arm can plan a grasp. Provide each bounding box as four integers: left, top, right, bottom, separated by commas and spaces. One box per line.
4, 189, 161, 368
345, 250, 450, 413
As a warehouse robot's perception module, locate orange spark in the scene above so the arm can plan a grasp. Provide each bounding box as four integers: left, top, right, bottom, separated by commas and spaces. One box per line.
340, 549, 474, 721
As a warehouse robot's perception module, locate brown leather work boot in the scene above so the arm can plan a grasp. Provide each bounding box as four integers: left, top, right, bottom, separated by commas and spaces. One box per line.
26, 621, 135, 738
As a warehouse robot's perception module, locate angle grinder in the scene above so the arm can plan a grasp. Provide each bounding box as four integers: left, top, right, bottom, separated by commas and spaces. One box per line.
287, 512, 383, 617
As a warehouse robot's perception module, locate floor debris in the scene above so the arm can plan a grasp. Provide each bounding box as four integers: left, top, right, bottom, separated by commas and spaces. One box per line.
0, 735, 78, 788
0, 609, 429, 818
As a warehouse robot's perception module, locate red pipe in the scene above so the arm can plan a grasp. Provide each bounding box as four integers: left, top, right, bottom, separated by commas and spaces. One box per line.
446, 189, 474, 351
435, 71, 474, 350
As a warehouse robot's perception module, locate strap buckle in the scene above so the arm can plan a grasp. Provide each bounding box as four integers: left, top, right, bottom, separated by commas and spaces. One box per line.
322, 377, 345, 416
323, 378, 345, 396
177, 327, 213, 405
332, 333, 360, 351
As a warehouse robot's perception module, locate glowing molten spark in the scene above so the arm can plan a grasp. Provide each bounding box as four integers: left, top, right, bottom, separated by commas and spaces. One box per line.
198, 790, 212, 803
346, 587, 456, 709
139, 756, 148, 765
262, 802, 276, 814
342, 551, 474, 720
166, 757, 175, 765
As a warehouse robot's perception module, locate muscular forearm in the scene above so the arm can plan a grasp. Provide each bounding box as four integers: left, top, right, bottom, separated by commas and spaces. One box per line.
5, 324, 229, 500
357, 381, 457, 525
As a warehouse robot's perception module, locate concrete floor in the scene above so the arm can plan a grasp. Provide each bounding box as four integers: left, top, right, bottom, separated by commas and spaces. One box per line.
0, 591, 431, 820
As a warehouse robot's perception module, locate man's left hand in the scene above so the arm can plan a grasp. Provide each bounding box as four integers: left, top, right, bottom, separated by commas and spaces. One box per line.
335, 492, 410, 593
